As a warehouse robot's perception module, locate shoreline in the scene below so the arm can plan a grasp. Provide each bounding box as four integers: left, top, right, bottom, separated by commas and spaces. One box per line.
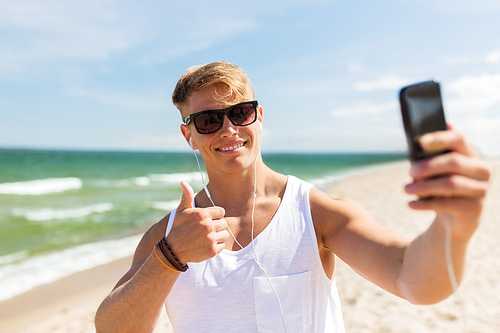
0, 258, 130, 332
0, 158, 405, 303
0, 256, 174, 333
1, 159, 498, 332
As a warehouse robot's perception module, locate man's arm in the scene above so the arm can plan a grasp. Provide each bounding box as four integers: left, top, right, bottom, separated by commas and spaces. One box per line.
398, 129, 491, 303
95, 181, 228, 332
311, 129, 491, 305
95, 220, 180, 333
311, 192, 410, 298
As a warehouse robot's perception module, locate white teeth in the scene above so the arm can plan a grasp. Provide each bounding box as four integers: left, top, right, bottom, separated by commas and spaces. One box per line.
219, 143, 244, 151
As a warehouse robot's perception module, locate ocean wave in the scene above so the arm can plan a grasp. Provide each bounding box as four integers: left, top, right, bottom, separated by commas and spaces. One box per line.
150, 200, 180, 211
12, 203, 114, 221
148, 171, 205, 185
0, 251, 29, 265
0, 177, 82, 195
0, 235, 141, 302
90, 172, 205, 188
90, 179, 135, 188
134, 176, 151, 186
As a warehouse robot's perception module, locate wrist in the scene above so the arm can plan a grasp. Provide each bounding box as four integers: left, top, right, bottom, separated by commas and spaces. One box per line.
436, 213, 478, 242
157, 238, 189, 272
153, 244, 181, 273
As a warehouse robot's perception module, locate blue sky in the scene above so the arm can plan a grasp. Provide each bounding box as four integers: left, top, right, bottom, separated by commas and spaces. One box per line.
1, 0, 499, 156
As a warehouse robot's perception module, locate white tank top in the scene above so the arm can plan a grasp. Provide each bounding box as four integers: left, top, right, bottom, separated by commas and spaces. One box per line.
164, 176, 345, 332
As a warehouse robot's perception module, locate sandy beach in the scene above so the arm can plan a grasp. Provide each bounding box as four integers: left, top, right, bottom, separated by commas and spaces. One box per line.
1, 160, 498, 333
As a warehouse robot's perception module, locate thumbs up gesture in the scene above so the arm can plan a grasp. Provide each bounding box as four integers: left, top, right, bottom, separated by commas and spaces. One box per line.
165, 181, 229, 264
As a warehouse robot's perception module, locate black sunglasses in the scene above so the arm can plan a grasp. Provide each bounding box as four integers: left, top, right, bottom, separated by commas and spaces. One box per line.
184, 101, 258, 134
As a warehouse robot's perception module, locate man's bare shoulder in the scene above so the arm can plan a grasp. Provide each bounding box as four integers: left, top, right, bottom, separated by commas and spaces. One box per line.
309, 187, 375, 242
309, 187, 370, 220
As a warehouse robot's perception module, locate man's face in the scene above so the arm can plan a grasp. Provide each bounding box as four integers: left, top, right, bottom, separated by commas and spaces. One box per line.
181, 85, 262, 175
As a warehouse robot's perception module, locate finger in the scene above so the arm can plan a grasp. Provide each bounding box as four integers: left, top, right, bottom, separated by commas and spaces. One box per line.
215, 229, 230, 244
213, 240, 227, 255
215, 217, 228, 232
405, 174, 489, 199
408, 197, 484, 218
410, 153, 492, 182
418, 130, 481, 158
178, 181, 195, 210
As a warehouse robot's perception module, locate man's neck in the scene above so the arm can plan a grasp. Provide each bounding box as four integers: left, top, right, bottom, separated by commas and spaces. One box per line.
204, 160, 268, 208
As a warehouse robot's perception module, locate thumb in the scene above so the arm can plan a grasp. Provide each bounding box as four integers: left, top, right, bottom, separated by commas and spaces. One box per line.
178, 181, 195, 210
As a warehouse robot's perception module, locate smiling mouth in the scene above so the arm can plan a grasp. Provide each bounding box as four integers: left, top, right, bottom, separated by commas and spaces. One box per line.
217, 142, 246, 151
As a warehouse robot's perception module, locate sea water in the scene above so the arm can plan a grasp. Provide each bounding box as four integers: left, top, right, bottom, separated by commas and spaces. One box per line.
0, 149, 405, 301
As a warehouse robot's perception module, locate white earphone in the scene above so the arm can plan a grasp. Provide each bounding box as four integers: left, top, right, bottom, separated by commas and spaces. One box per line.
188, 117, 287, 332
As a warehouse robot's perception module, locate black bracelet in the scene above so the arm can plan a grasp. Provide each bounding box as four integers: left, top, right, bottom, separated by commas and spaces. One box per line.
154, 244, 182, 272
159, 237, 189, 272
156, 240, 183, 272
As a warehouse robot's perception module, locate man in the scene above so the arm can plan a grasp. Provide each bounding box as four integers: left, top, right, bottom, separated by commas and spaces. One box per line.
95, 61, 491, 332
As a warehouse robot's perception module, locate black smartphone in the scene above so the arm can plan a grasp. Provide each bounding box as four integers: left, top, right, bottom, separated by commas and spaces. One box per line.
399, 79, 448, 162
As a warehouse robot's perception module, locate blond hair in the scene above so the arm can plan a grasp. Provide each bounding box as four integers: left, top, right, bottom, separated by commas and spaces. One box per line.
172, 61, 255, 114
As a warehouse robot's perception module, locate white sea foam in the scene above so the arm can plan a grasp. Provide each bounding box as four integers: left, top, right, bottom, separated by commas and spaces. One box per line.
134, 177, 151, 186
0, 251, 29, 265
91, 179, 132, 188
149, 172, 205, 185
150, 200, 180, 211
0, 235, 142, 302
0, 177, 82, 195
12, 203, 114, 221
90, 172, 204, 188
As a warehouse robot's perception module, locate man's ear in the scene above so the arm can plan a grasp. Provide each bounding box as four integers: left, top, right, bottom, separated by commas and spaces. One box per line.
258, 105, 263, 133
181, 124, 196, 150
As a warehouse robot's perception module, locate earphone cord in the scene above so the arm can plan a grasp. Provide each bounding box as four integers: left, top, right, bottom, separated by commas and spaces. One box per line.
444, 213, 467, 333
191, 148, 288, 333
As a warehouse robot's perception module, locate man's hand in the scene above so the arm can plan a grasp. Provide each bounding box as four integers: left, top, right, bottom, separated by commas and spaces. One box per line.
404, 129, 492, 238
165, 181, 229, 263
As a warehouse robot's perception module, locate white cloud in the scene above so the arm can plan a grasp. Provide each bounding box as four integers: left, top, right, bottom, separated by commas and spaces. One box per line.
263, 118, 406, 152
353, 75, 409, 92
330, 101, 398, 117
347, 61, 366, 74
443, 73, 500, 157
0, 0, 150, 69
138, 18, 258, 67
0, 0, 261, 72
485, 49, 500, 64
442, 48, 500, 67
67, 87, 171, 113
442, 55, 474, 67
328, 72, 500, 156
401, 0, 500, 13
445, 73, 500, 114
454, 116, 500, 157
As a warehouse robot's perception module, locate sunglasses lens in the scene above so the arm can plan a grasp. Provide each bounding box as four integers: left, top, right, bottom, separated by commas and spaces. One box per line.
192, 101, 257, 134
228, 103, 256, 126
194, 112, 223, 134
